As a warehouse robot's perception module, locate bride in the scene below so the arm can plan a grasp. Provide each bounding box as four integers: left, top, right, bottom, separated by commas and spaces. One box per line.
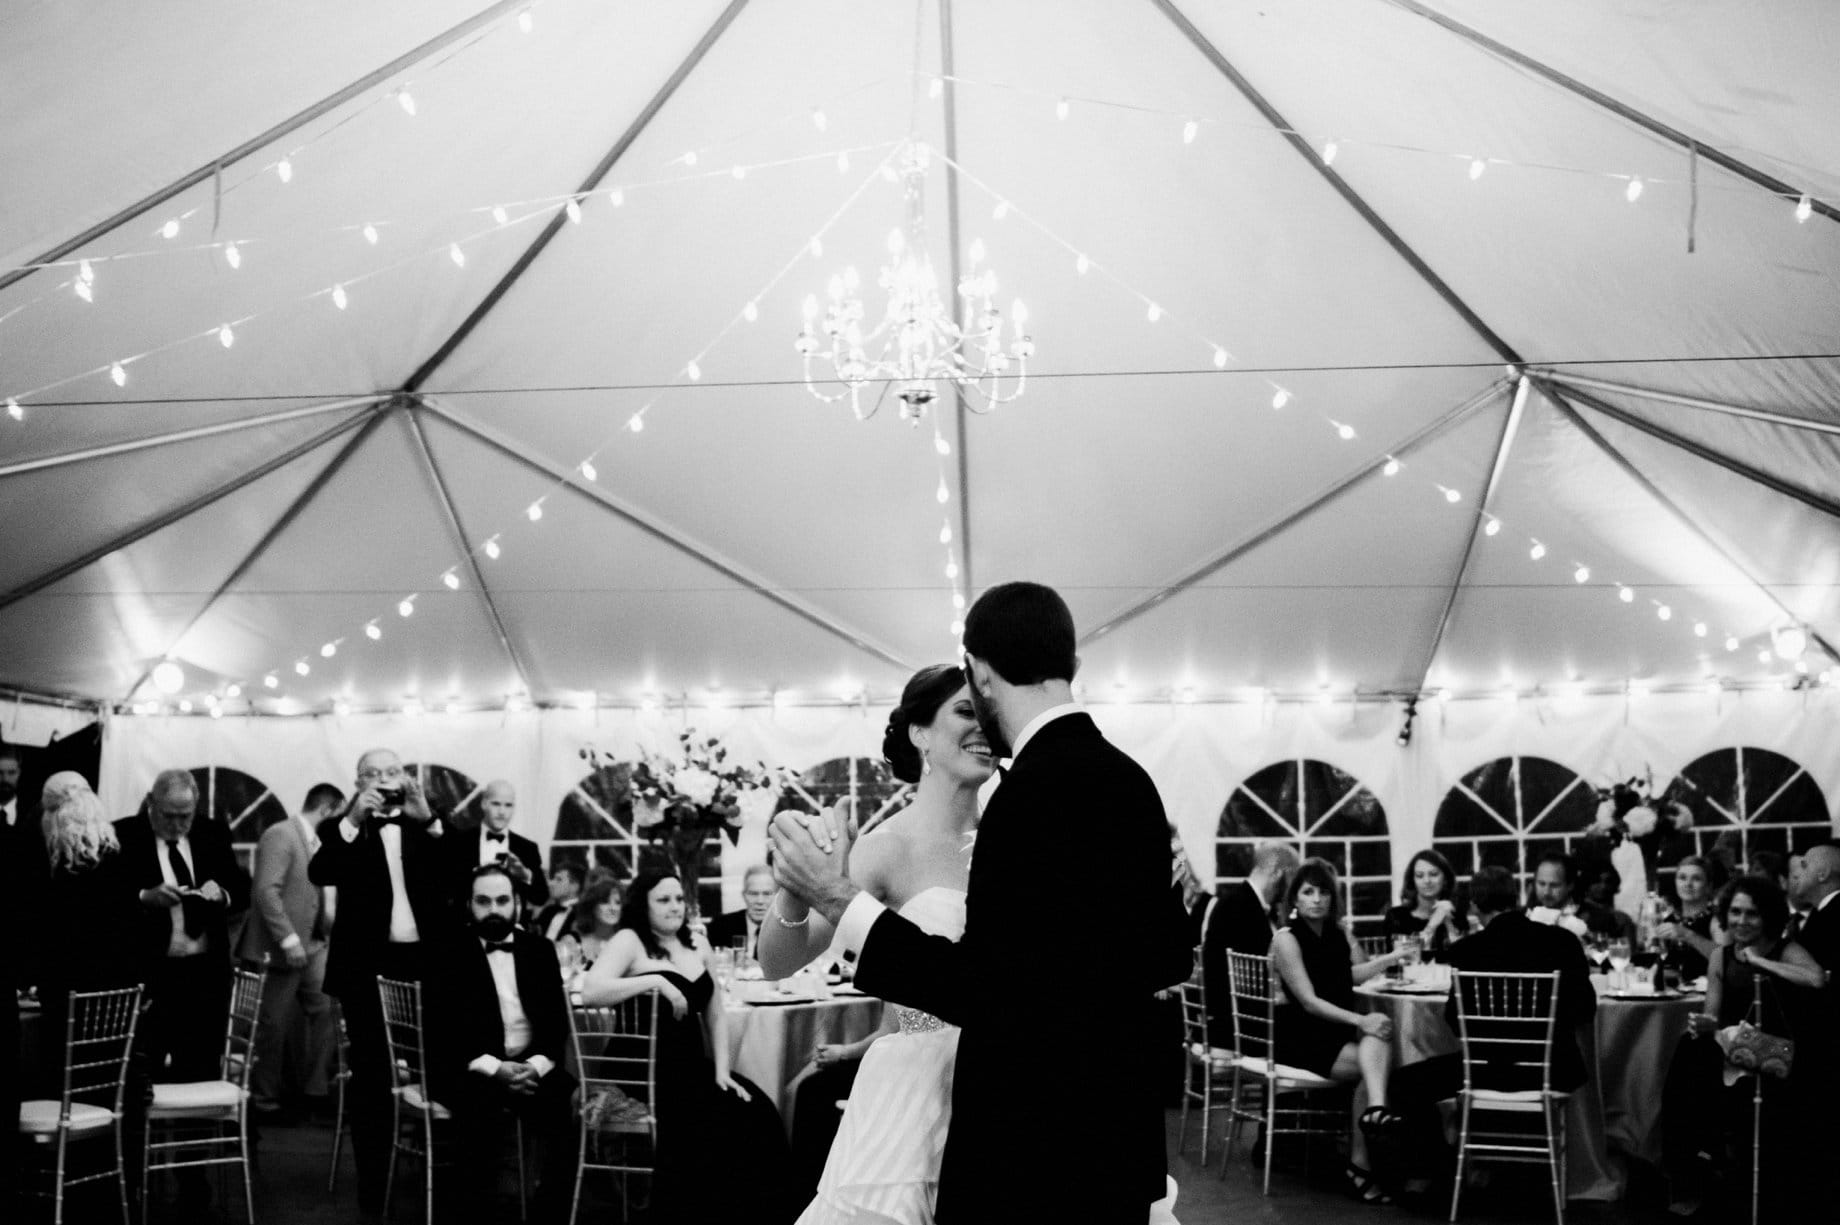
759, 663, 989, 1225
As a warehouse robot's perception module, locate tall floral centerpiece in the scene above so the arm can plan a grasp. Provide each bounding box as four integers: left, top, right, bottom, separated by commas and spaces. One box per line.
626, 730, 773, 924
1587, 772, 1696, 904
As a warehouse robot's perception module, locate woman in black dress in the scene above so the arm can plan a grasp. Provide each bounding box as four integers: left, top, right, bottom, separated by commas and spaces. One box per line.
1381, 849, 1471, 958
1270, 858, 1405, 1203
1657, 854, 1721, 981
578, 869, 798, 1224
1660, 875, 1814, 1217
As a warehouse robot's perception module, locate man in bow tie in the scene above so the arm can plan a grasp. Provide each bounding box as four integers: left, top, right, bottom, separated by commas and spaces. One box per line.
237, 783, 344, 1115
310, 747, 452, 1216
427, 863, 577, 1223
119, 768, 250, 1084
445, 779, 547, 919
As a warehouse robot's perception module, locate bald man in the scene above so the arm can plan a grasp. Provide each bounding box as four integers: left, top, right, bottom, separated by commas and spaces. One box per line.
445, 780, 547, 915
1783, 843, 1840, 1202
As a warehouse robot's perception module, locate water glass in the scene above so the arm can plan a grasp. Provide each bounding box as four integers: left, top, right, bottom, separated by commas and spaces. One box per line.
1608, 938, 1632, 987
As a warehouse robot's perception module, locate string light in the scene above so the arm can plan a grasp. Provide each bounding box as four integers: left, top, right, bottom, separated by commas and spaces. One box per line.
934, 434, 951, 456
627, 413, 644, 433
608, 187, 625, 207
808, 236, 823, 257
944, 559, 959, 580
1055, 97, 1069, 121
217, 324, 235, 348
731, 165, 747, 181
1075, 253, 1090, 275
938, 523, 952, 544
448, 243, 465, 267
277, 160, 293, 184
1320, 140, 1338, 165
1618, 585, 1634, 603
1656, 604, 1672, 621
992, 200, 1011, 220
1468, 158, 1487, 181
161, 219, 181, 239
742, 301, 758, 323
685, 360, 701, 381
1482, 516, 1501, 536
398, 596, 415, 617
1270, 386, 1291, 409
320, 641, 338, 658
1725, 635, 1740, 652
397, 90, 416, 117
1382, 456, 1400, 477
518, 9, 533, 33
1693, 621, 1707, 638
263, 674, 278, 689
682, 151, 699, 167
952, 592, 966, 610
1212, 346, 1229, 369
492, 205, 509, 225
331, 283, 348, 310
6, 398, 20, 422
1528, 540, 1546, 560
578, 458, 597, 482
294, 659, 311, 676
364, 621, 382, 641
565, 198, 582, 224
224, 242, 241, 269
935, 478, 949, 504
110, 362, 127, 387
1796, 194, 1814, 223
74, 279, 93, 303
1181, 119, 1198, 144
1625, 177, 1643, 203
526, 500, 543, 522
1146, 302, 1162, 322
1332, 420, 1355, 440
362, 224, 379, 245
1573, 564, 1590, 583
441, 568, 460, 590
483, 536, 501, 559
1440, 486, 1462, 504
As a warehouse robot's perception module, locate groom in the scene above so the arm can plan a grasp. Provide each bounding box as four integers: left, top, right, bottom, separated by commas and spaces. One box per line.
772, 581, 1192, 1223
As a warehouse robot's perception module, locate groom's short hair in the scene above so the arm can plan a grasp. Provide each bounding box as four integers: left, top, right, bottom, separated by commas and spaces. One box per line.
963, 581, 1076, 684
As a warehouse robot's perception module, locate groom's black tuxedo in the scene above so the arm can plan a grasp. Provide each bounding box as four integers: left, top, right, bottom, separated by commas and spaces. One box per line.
853, 711, 1191, 1224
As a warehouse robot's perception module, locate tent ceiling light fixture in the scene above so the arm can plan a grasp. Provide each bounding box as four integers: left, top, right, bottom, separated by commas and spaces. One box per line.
152, 660, 185, 695
1771, 623, 1808, 660
796, 142, 1031, 422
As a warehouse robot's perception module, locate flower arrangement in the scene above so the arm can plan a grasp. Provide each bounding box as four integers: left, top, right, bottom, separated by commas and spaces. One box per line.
1588, 774, 1695, 848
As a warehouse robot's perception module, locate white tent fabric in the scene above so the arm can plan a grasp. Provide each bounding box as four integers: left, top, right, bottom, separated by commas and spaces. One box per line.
3, 0, 1838, 715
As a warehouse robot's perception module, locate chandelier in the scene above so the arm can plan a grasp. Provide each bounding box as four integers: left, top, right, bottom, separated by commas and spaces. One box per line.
795, 142, 1033, 422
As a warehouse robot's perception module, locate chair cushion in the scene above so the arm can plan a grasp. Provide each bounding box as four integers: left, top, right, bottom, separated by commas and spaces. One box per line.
1235, 1056, 1340, 1088
1467, 1088, 1570, 1109
18, 1100, 117, 1135
397, 1084, 451, 1119
149, 1080, 246, 1114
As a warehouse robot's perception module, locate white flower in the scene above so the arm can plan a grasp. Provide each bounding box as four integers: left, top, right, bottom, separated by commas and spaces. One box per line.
1591, 799, 1618, 833
1624, 805, 1658, 838
675, 766, 719, 807
633, 796, 666, 829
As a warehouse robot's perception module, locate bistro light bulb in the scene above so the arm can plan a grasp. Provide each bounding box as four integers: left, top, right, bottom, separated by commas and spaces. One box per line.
1270, 386, 1291, 409
1528, 540, 1545, 560
1334, 421, 1355, 440
226, 684, 242, 698
743, 300, 758, 322
579, 458, 597, 482
1758, 648, 1774, 664
953, 592, 966, 610
331, 283, 348, 310
1619, 585, 1634, 603
938, 523, 952, 544
1657, 604, 1673, 621
1056, 97, 1069, 120
1574, 564, 1590, 583
1625, 177, 1644, 203
1725, 634, 1739, 652
811, 108, 828, 131
935, 478, 949, 504
6, 398, 20, 422
492, 205, 508, 225
1213, 346, 1229, 369
945, 560, 959, 580
1182, 119, 1198, 144
1383, 456, 1400, 476
1693, 621, 1708, 637
1443, 486, 1461, 504
442, 569, 460, 590
362, 224, 379, 244
526, 500, 543, 522
565, 198, 582, 224
218, 324, 235, 348
399, 596, 415, 617
110, 362, 127, 387
1321, 140, 1339, 165
484, 536, 501, 559
320, 641, 337, 658
295, 659, 311, 676
79, 258, 95, 283
397, 90, 416, 116
686, 360, 701, 381
263, 674, 279, 689
1796, 194, 1814, 223
1075, 253, 1090, 275
74, 279, 93, 303
1773, 623, 1809, 660
153, 660, 185, 694
608, 187, 625, 207
934, 434, 951, 456
277, 159, 293, 183
1146, 302, 1163, 322
1469, 158, 1487, 180
162, 218, 181, 239
223, 243, 241, 269
449, 243, 466, 267
992, 200, 1011, 221
628, 413, 644, 433
365, 621, 382, 640
519, 9, 534, 33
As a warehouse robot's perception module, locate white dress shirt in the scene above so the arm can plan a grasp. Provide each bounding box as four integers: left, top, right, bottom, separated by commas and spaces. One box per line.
2, 797, 15, 827
478, 829, 514, 865
467, 941, 554, 1079
155, 832, 207, 958
339, 817, 421, 943
835, 702, 1086, 960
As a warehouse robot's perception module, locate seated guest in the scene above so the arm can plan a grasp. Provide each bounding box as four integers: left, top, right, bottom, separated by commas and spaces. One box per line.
25, 773, 142, 1092
1657, 855, 1721, 981
1577, 860, 1640, 941
533, 863, 583, 942
445, 780, 546, 914
236, 783, 343, 1116
566, 876, 624, 965
705, 863, 776, 962
1390, 866, 1596, 1184
578, 869, 798, 1224
1528, 851, 1632, 941
1270, 858, 1404, 1204
427, 864, 578, 1224
1383, 849, 1472, 957
1202, 840, 1298, 1048
1660, 874, 1813, 1217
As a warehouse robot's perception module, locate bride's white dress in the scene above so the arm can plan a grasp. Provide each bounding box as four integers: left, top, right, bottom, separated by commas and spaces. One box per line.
794, 886, 1182, 1225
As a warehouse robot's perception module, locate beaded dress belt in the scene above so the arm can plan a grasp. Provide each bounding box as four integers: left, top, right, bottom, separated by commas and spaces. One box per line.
894, 1005, 950, 1035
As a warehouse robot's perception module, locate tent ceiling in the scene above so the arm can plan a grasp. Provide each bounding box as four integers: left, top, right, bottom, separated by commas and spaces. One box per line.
3, 0, 1837, 713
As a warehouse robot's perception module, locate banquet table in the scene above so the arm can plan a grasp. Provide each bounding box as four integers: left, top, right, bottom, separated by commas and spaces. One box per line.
1357, 979, 1697, 1200
723, 980, 884, 1131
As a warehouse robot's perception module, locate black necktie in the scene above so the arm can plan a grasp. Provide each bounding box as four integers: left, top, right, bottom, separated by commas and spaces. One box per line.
167, 840, 203, 938
483, 941, 515, 954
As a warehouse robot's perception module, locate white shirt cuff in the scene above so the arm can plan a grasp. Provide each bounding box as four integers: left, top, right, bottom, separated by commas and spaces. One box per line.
527, 1055, 554, 1078
279, 933, 302, 951
835, 892, 887, 960
469, 1055, 501, 1077
339, 817, 361, 842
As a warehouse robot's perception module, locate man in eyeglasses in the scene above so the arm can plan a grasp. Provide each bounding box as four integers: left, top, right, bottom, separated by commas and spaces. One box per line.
310, 748, 451, 1218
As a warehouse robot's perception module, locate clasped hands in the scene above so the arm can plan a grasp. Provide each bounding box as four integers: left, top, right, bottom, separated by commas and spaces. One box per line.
768, 804, 857, 916
139, 879, 226, 909
492, 1061, 542, 1096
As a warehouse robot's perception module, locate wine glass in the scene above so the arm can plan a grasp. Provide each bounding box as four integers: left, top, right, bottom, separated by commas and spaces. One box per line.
1608, 938, 1632, 988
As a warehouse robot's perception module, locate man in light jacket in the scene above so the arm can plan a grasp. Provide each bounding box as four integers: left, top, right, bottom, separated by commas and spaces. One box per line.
238, 783, 343, 1114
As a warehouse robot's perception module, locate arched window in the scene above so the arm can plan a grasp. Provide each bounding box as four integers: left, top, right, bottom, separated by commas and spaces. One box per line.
552, 762, 642, 892
170, 766, 287, 874
773, 756, 909, 824
1217, 759, 1392, 931
1433, 756, 1595, 898
410, 763, 482, 827
1663, 747, 1832, 878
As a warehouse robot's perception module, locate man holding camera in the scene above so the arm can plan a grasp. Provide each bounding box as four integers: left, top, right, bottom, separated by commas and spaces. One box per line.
444, 779, 547, 917
309, 748, 451, 1218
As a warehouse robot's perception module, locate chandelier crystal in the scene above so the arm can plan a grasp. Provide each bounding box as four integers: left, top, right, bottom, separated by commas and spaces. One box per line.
796, 142, 1032, 422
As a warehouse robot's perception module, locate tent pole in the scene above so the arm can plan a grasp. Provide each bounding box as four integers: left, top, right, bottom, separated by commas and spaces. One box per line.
0, 395, 384, 480
0, 0, 535, 295
1411, 379, 1525, 695
1541, 385, 1840, 667
417, 398, 916, 674
119, 401, 397, 703
936, 0, 975, 596
0, 402, 384, 614
402, 401, 535, 697
1079, 378, 1506, 645
1382, 0, 1840, 227
1533, 377, 1840, 523
1147, 0, 1524, 365
1539, 371, 1840, 439
399, 0, 753, 392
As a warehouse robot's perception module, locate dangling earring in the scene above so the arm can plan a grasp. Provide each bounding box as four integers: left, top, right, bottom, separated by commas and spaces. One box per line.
921, 751, 932, 777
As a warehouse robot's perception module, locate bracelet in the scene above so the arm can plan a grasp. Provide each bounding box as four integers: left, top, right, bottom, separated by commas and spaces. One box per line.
771, 901, 810, 929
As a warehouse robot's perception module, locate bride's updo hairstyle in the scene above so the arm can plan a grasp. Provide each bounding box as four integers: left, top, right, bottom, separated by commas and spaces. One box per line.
881, 664, 968, 784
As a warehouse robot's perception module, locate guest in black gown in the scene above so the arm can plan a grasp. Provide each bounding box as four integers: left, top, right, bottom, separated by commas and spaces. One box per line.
1270, 858, 1405, 1202
1657, 855, 1721, 982
25, 773, 143, 1093
577, 869, 798, 1224
1660, 875, 1814, 1217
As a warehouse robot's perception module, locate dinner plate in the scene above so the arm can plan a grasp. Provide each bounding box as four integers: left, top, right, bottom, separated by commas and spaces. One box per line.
1602, 990, 1696, 1001
747, 993, 817, 1006
1379, 983, 1449, 995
